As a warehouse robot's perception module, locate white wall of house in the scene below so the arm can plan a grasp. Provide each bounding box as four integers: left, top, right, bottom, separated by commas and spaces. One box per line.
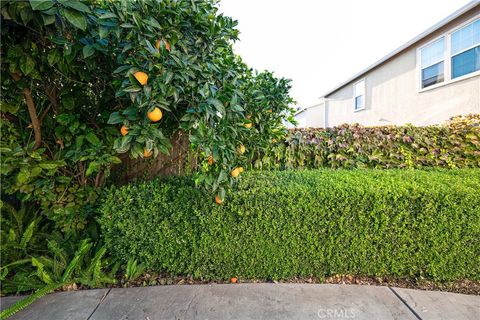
298, 7, 480, 128
294, 102, 326, 128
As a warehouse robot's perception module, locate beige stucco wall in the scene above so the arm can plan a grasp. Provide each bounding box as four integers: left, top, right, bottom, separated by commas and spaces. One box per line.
295, 102, 326, 128
323, 9, 480, 128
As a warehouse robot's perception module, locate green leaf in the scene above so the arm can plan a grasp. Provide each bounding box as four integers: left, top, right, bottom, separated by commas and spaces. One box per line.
42, 13, 56, 25
63, 9, 87, 30
112, 65, 131, 74
85, 132, 101, 146
0, 101, 19, 114
20, 56, 35, 76
120, 23, 134, 28
82, 45, 94, 58
60, 0, 91, 13
29, 0, 54, 11
145, 39, 158, 56
38, 161, 64, 170
109, 156, 122, 164
30, 167, 42, 177
107, 112, 123, 124
165, 71, 174, 84
123, 85, 142, 93
17, 169, 30, 184
148, 17, 161, 29
0, 267, 8, 281
62, 240, 92, 282
32, 257, 53, 284
98, 12, 117, 19
0, 283, 63, 318
20, 7, 34, 24
99, 26, 109, 39
86, 162, 99, 176
208, 98, 225, 115
0, 283, 63, 319
20, 220, 36, 249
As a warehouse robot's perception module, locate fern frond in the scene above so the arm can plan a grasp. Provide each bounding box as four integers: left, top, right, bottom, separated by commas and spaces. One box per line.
47, 240, 67, 279
0, 258, 31, 271
19, 219, 36, 249
32, 257, 53, 284
87, 247, 106, 283
47, 240, 67, 266
61, 240, 92, 283
0, 283, 62, 319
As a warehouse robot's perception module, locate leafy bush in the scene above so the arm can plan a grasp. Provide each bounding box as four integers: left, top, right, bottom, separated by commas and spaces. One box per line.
1, 0, 295, 204
0, 201, 116, 294
99, 169, 480, 282
252, 114, 480, 170
0, 0, 293, 300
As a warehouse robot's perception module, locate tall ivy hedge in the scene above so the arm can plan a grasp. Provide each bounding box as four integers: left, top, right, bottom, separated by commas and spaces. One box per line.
251, 114, 480, 170
99, 169, 480, 282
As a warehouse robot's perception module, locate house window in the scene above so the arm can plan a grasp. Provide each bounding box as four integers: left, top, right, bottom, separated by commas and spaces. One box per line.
451, 19, 480, 79
420, 37, 445, 88
353, 79, 365, 111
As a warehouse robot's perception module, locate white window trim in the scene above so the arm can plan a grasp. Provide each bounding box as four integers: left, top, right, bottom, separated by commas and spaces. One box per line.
353, 78, 366, 112
420, 37, 445, 69
416, 14, 480, 93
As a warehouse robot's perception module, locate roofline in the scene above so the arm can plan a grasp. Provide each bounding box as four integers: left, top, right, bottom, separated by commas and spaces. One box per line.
294, 101, 325, 116
320, 0, 480, 98
294, 108, 306, 116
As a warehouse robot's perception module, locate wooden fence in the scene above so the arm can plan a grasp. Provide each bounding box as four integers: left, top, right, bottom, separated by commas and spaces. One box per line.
112, 131, 196, 184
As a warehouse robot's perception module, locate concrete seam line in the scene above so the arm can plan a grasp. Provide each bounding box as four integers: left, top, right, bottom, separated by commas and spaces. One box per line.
388, 286, 423, 320
86, 288, 112, 320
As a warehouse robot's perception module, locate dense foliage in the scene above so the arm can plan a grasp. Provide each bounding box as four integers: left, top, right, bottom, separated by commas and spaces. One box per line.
0, 0, 294, 301
251, 114, 480, 170
99, 169, 480, 282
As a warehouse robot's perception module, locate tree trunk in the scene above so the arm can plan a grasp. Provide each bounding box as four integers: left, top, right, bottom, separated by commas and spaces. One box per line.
11, 73, 42, 150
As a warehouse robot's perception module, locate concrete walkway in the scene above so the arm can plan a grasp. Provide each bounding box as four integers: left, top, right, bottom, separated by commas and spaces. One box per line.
1, 284, 479, 320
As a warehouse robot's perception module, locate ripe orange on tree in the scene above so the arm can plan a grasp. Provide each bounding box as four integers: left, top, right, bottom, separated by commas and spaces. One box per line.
120, 125, 129, 136
244, 122, 253, 129
215, 195, 223, 204
134, 71, 148, 85
147, 107, 163, 122
208, 155, 214, 165
231, 167, 240, 178
237, 144, 246, 154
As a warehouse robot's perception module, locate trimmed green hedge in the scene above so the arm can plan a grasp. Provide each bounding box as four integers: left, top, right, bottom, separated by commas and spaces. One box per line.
99, 169, 480, 282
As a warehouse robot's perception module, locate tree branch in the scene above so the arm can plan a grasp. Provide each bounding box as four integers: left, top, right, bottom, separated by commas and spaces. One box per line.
11, 73, 42, 150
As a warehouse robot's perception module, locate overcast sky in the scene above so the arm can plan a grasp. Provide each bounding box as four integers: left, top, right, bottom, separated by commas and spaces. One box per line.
219, 0, 472, 109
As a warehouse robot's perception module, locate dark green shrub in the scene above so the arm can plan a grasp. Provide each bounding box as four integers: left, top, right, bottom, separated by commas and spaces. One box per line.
99, 169, 480, 282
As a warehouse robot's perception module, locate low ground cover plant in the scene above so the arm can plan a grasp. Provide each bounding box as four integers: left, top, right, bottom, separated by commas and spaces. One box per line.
99, 169, 480, 282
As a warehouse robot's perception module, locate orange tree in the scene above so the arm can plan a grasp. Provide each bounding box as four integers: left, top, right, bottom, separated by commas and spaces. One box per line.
1, 1, 294, 293
1, 0, 295, 303
100, 0, 296, 200
1, 0, 295, 228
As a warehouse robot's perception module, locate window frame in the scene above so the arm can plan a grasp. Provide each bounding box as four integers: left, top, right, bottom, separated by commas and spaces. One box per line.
419, 36, 446, 89
416, 15, 480, 93
353, 78, 366, 112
